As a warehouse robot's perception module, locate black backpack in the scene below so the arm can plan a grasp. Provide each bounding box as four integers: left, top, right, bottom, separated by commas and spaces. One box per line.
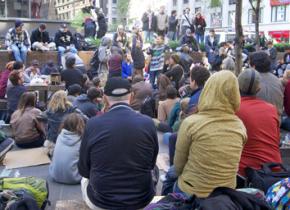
88, 49, 100, 79
140, 96, 157, 118
0, 190, 40, 210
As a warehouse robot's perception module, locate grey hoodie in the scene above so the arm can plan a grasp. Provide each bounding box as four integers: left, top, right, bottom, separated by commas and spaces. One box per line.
49, 129, 81, 184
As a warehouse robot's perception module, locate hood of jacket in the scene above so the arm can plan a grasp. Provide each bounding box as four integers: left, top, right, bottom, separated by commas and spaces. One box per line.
101, 37, 111, 47
198, 70, 240, 114
58, 129, 81, 146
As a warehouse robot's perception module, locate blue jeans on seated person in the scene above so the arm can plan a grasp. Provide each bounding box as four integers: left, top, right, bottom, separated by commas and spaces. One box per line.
11, 44, 28, 64
16, 135, 45, 149
162, 166, 178, 195
57, 46, 78, 66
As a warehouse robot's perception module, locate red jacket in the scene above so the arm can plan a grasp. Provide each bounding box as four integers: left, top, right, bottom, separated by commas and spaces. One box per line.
0, 69, 10, 98
284, 80, 290, 116
237, 96, 281, 176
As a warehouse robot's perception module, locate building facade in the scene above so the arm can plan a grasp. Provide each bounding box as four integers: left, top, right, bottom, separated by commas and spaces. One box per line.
55, 0, 92, 20
166, 0, 290, 42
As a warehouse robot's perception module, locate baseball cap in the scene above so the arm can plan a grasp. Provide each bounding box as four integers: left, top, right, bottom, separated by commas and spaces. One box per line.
238, 68, 261, 96
104, 78, 131, 97
15, 20, 24, 28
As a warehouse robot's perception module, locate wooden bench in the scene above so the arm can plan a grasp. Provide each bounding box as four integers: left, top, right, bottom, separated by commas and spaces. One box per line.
0, 50, 95, 71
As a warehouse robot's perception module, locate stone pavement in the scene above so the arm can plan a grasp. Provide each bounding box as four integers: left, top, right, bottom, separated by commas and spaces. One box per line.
0, 132, 169, 210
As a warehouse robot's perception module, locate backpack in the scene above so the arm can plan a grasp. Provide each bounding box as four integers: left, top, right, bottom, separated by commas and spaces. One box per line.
246, 162, 290, 193
0, 189, 40, 210
145, 193, 197, 210
98, 46, 110, 63
88, 49, 100, 79
0, 177, 50, 210
73, 33, 89, 51
140, 96, 157, 118
266, 177, 290, 209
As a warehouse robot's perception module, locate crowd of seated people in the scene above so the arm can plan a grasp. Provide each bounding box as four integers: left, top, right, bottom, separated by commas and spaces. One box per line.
1, 15, 290, 210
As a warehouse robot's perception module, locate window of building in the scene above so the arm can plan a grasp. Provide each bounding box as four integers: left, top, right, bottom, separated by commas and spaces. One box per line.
113, 0, 117, 4
248, 8, 263, 24
7, 0, 29, 18
173, 0, 177, 6
0, 0, 5, 17
211, 12, 222, 27
271, 5, 286, 22
228, 10, 235, 27
229, 0, 236, 5
183, 0, 189, 4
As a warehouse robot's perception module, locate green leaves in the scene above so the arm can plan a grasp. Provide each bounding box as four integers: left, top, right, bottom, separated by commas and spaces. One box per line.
210, 0, 222, 7
71, 11, 90, 30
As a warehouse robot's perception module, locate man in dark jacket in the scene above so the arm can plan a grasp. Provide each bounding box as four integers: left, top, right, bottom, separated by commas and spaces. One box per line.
73, 87, 102, 118
31, 23, 56, 51
142, 8, 157, 43
167, 10, 178, 41
61, 56, 84, 89
54, 24, 77, 67
180, 29, 199, 52
96, 9, 108, 39
78, 77, 159, 210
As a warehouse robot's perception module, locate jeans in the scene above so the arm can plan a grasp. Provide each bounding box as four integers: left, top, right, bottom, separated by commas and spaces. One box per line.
169, 133, 177, 166
16, 135, 45, 149
144, 31, 154, 43
167, 31, 177, 41
196, 33, 205, 44
58, 46, 78, 66
161, 166, 178, 195
11, 44, 28, 63
149, 70, 161, 89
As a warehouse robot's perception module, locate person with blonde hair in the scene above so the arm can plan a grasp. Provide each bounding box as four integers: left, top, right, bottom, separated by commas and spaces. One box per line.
10, 92, 45, 148
44, 90, 78, 144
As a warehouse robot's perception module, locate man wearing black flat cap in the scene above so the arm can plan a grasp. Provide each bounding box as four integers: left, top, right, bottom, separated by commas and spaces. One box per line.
78, 77, 159, 210
5, 20, 31, 64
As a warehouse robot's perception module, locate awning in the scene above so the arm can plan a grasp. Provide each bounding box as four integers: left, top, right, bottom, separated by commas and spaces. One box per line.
270, 0, 290, 6
268, 30, 290, 38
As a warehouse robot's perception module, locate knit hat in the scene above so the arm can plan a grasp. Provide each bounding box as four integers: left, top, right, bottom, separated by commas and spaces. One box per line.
104, 77, 131, 97
238, 69, 261, 96
68, 84, 82, 96
15, 20, 24, 28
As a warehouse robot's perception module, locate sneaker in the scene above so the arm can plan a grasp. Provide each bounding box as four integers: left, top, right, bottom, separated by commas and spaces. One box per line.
0, 138, 14, 161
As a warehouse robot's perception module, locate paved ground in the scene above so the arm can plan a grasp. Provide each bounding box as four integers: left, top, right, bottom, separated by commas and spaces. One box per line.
0, 132, 169, 210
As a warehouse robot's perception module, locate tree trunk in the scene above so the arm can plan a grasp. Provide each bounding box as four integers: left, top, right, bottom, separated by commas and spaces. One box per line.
235, 0, 244, 76
254, 0, 261, 51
